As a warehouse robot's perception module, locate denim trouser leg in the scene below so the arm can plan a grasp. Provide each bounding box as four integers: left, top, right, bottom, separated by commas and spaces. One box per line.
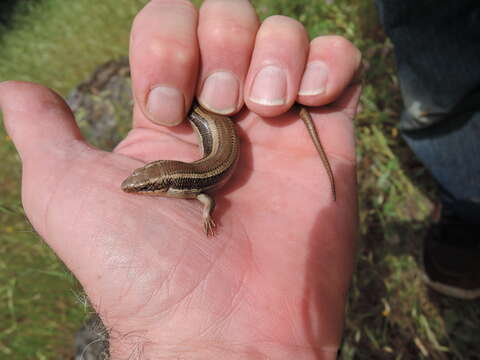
376, 1, 480, 223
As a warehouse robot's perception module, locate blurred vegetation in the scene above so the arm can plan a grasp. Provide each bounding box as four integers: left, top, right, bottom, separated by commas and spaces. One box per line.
0, 0, 478, 359
0, 1, 39, 28
0, 1, 149, 358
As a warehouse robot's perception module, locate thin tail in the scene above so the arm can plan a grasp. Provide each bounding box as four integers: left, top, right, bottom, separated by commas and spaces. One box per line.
298, 106, 336, 201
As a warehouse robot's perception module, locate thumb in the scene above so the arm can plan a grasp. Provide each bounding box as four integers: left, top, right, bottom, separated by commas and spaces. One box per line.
0, 81, 89, 235
0, 81, 84, 160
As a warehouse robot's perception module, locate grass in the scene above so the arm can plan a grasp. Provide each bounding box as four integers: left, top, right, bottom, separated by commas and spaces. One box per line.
0, 0, 146, 94
0, 0, 479, 359
0, 1, 148, 358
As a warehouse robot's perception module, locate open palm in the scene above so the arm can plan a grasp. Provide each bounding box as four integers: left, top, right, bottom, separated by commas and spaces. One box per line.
0, 1, 361, 358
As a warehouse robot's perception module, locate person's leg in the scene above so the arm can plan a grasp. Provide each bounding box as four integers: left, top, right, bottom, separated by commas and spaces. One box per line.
402, 114, 480, 224
376, 0, 480, 298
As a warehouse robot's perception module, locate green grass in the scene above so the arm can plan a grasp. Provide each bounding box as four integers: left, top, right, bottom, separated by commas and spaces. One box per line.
1, 0, 479, 359
0, 0, 146, 94
0, 0, 149, 358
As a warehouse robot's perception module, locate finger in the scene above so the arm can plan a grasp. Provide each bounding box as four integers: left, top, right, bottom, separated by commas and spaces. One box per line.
130, 0, 199, 127
297, 35, 362, 106
0, 81, 85, 163
0, 81, 89, 234
244, 15, 309, 117
196, 0, 259, 115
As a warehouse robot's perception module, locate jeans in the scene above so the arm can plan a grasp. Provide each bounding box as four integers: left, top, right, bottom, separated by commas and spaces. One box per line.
376, 0, 480, 223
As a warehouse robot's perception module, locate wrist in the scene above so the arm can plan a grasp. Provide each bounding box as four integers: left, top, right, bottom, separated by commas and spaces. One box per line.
108, 337, 337, 360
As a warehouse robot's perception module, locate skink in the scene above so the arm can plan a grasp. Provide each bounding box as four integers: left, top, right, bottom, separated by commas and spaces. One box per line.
121, 103, 335, 235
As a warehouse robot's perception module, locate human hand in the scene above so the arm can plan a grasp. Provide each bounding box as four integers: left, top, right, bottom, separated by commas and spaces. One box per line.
0, 0, 361, 358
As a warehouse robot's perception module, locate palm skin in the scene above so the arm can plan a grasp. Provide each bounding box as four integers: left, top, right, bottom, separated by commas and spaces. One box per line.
0, 0, 363, 355
0, 75, 359, 357
0, 78, 359, 358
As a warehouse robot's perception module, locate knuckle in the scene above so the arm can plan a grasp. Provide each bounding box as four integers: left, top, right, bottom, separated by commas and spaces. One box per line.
151, 0, 196, 12
331, 36, 362, 66
148, 36, 197, 68
311, 36, 361, 66
132, 0, 197, 35
259, 15, 308, 42
206, 21, 256, 48
264, 14, 303, 29
327, 35, 357, 53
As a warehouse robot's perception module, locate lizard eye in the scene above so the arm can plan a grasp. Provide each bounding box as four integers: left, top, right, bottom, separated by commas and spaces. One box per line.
132, 167, 143, 176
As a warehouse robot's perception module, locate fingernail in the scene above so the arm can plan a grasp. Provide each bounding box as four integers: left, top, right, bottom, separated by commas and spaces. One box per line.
146, 86, 184, 126
298, 61, 328, 96
199, 71, 239, 114
249, 65, 287, 106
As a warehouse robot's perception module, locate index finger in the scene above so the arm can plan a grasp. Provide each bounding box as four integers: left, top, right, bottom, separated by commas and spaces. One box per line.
130, 0, 199, 127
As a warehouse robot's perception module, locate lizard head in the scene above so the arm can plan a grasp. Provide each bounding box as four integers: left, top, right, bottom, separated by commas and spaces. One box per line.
121, 164, 169, 195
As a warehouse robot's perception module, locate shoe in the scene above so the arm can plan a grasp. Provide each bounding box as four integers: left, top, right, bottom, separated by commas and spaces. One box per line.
422, 216, 480, 300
